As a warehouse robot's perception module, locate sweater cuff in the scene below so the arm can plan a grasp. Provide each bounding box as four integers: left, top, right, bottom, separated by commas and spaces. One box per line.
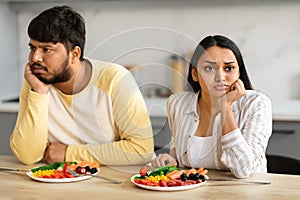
221, 128, 244, 150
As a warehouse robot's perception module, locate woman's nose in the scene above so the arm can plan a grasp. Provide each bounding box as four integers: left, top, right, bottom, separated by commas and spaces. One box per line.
214, 70, 225, 82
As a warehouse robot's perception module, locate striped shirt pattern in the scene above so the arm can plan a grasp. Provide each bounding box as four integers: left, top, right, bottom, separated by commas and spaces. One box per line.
167, 90, 272, 178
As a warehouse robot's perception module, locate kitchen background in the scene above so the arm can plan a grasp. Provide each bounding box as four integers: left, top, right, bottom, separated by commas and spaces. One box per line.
1, 0, 300, 163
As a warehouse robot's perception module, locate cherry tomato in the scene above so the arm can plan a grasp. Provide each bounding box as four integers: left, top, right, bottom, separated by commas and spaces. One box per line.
159, 180, 167, 187
139, 166, 148, 177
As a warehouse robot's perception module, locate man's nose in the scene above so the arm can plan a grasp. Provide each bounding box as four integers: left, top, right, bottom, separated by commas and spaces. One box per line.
31, 50, 43, 62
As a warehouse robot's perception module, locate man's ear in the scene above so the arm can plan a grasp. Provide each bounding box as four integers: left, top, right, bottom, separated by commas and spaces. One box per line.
70, 46, 81, 63
191, 67, 199, 82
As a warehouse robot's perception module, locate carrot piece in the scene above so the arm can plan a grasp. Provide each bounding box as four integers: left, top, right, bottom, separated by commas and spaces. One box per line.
197, 167, 204, 174
166, 170, 182, 180
200, 169, 208, 175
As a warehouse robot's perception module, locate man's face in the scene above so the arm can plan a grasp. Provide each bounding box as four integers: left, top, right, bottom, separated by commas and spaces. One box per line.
28, 39, 72, 84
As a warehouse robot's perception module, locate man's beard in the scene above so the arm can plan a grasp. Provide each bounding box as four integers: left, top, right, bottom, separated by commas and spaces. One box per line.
33, 58, 72, 84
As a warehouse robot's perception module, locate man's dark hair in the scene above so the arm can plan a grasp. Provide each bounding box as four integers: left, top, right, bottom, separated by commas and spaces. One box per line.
28, 5, 86, 60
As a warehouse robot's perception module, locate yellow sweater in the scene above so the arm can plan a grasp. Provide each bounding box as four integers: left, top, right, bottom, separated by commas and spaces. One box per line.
10, 58, 154, 165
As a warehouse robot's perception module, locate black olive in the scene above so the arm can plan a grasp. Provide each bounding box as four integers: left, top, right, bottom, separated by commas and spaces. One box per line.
85, 166, 91, 172
188, 173, 196, 180
180, 173, 188, 181
197, 174, 205, 182
90, 167, 98, 174
194, 173, 201, 180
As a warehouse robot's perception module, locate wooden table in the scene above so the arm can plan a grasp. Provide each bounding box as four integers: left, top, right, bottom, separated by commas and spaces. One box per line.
0, 155, 299, 199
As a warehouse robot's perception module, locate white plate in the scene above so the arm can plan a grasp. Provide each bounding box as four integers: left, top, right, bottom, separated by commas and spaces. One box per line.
26, 169, 100, 183
131, 174, 206, 191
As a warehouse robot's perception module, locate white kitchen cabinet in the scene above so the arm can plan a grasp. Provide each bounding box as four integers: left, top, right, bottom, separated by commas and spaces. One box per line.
0, 112, 17, 155
266, 120, 300, 161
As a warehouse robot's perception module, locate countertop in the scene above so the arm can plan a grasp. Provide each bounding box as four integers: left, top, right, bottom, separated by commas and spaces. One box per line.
1, 155, 300, 199
145, 97, 300, 122
1, 96, 300, 122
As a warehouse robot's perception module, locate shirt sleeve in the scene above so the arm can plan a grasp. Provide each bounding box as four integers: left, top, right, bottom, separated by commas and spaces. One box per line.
10, 80, 49, 164
65, 65, 154, 165
220, 93, 272, 178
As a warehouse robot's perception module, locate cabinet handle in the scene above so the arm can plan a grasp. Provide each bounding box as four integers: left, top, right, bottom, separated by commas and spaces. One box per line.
272, 129, 295, 134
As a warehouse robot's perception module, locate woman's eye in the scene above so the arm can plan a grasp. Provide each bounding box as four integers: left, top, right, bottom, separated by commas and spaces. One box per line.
225, 66, 235, 71
204, 66, 215, 72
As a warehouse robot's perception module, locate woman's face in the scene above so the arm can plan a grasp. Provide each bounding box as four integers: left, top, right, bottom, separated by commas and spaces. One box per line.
192, 46, 240, 97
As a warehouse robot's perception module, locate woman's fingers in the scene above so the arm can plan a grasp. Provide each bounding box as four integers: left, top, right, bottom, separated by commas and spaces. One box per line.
151, 153, 176, 168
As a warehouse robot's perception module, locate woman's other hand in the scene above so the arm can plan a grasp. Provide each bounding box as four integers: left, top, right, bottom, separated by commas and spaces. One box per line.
226, 79, 246, 105
151, 153, 177, 168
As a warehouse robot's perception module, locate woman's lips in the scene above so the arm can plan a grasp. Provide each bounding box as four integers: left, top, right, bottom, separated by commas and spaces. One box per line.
214, 85, 228, 91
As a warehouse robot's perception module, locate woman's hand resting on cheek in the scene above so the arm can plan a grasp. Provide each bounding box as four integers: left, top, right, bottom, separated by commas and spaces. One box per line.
225, 79, 246, 106
151, 153, 177, 168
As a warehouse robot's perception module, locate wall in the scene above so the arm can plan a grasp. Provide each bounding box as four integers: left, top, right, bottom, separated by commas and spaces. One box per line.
0, 2, 19, 98
5, 0, 300, 101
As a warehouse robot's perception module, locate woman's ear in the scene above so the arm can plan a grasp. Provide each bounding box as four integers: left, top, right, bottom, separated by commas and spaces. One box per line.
191, 67, 199, 82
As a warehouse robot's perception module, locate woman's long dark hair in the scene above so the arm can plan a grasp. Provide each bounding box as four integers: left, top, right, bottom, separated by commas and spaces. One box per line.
187, 35, 253, 93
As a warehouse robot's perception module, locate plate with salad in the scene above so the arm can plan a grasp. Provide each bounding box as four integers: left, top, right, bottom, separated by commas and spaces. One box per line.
131, 166, 208, 191
27, 161, 100, 183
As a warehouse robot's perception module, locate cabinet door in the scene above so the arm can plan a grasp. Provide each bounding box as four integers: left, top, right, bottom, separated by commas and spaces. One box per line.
0, 112, 17, 155
150, 117, 171, 154
266, 121, 300, 160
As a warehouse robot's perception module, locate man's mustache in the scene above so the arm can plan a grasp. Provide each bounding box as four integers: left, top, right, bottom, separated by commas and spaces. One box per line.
30, 63, 47, 71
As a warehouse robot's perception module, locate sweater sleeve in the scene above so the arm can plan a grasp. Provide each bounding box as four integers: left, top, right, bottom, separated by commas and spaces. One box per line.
65, 65, 154, 165
10, 80, 49, 164
220, 94, 272, 178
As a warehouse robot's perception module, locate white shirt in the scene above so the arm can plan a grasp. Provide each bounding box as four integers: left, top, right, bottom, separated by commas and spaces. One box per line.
167, 90, 272, 178
189, 136, 216, 169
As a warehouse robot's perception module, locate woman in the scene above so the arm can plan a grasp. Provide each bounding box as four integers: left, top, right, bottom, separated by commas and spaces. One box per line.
151, 35, 272, 178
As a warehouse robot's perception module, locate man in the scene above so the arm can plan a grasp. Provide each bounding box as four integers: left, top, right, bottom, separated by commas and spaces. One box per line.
10, 5, 154, 165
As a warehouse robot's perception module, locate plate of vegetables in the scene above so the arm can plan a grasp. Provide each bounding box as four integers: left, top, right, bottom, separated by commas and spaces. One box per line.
131, 166, 208, 191
27, 161, 100, 183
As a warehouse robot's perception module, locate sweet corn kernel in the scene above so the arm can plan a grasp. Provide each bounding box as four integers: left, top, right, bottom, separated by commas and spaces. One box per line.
145, 175, 169, 183
32, 169, 56, 177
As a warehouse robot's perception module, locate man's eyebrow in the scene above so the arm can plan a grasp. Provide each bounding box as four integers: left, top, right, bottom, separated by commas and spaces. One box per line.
28, 43, 54, 48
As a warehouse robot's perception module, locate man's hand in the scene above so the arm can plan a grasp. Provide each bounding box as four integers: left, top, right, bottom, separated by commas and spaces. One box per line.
44, 142, 68, 164
25, 63, 50, 94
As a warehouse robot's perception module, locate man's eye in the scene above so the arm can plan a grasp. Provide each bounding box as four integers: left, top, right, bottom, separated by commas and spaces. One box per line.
29, 46, 36, 51
43, 48, 51, 52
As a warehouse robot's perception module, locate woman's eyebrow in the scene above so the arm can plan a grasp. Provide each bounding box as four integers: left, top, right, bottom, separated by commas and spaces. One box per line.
203, 60, 216, 64
224, 61, 235, 64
